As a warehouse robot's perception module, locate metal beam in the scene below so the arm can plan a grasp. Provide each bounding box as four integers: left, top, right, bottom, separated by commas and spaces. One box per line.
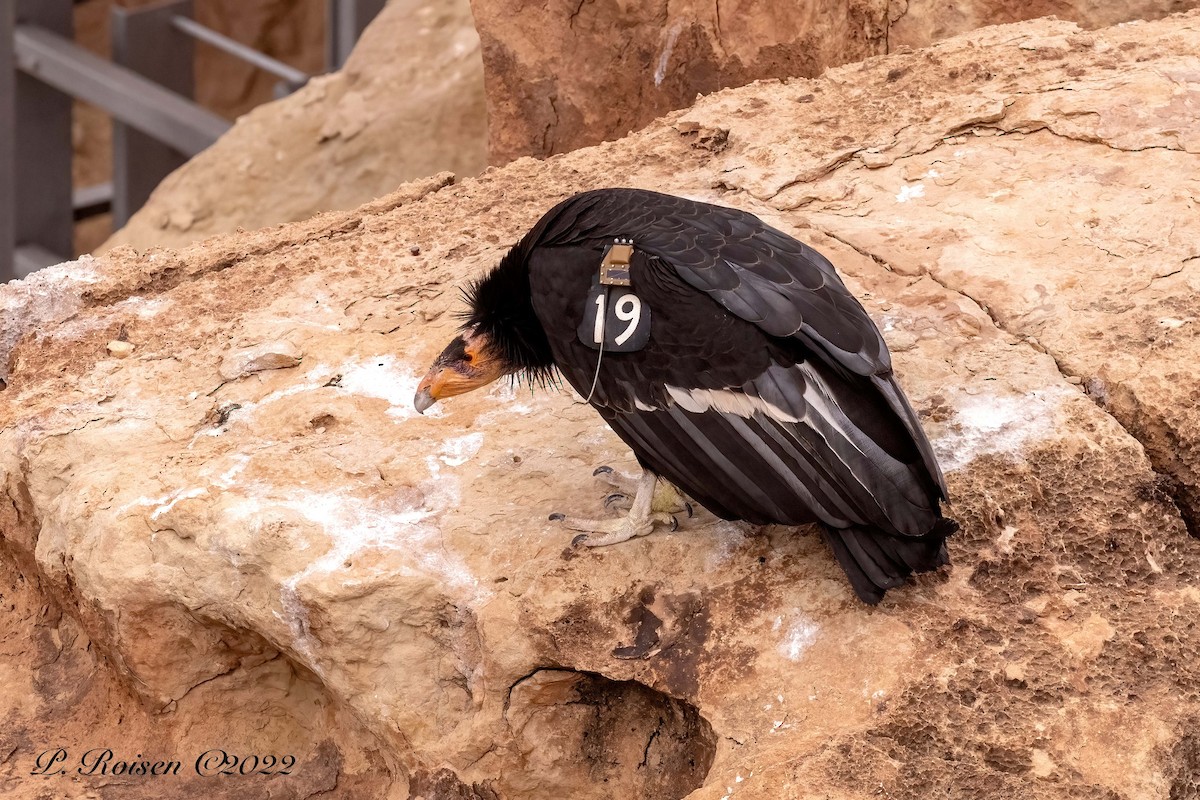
327, 0, 386, 70
14, 23, 230, 158
1, 2, 15, 282
74, 183, 113, 221
5, 0, 74, 282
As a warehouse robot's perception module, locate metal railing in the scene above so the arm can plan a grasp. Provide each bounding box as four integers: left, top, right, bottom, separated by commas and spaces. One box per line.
1, 0, 385, 282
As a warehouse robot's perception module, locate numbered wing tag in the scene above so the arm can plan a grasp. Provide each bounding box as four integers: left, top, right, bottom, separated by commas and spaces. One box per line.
577, 277, 652, 352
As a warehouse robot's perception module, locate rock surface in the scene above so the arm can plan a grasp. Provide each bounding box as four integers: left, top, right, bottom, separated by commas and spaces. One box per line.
4, 11, 1200, 800
471, 0, 891, 165
891, 0, 1200, 49
471, 0, 1200, 164
101, 0, 487, 253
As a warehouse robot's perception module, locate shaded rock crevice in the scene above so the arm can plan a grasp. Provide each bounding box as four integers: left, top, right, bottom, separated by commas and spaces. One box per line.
502, 668, 715, 800
1092, 381, 1200, 539
979, 120, 1198, 154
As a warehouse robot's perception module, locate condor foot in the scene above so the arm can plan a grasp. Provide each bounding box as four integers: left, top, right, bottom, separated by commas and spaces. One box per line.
550, 509, 680, 547
590, 465, 694, 518
550, 468, 690, 547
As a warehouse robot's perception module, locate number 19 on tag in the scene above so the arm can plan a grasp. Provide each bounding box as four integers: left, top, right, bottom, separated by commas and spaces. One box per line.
577, 282, 652, 352
594, 292, 643, 346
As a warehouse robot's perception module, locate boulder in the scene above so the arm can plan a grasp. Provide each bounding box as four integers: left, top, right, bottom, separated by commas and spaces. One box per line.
4, 11, 1200, 799
470, 0, 891, 165
470, 0, 1200, 164
101, 0, 488, 253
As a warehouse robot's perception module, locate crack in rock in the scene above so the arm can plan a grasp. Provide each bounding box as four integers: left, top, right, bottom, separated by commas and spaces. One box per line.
812, 226, 1199, 538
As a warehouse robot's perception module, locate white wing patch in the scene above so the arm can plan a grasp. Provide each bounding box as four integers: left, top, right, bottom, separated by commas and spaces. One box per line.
664, 368, 888, 472
666, 369, 880, 484
666, 386, 800, 424
793, 366, 862, 447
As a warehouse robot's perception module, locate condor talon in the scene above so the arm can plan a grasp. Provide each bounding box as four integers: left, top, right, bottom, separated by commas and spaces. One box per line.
603, 492, 630, 511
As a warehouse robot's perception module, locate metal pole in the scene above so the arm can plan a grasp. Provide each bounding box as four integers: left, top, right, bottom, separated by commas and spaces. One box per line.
172, 15, 309, 89
1, 2, 16, 282
111, 0, 196, 227
10, 0, 74, 277
327, 0, 386, 70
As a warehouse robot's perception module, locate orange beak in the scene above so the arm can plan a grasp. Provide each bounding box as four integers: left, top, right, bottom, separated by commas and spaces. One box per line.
414, 332, 508, 414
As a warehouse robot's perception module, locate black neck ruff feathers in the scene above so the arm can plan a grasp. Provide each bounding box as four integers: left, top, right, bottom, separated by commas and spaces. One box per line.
462, 243, 557, 385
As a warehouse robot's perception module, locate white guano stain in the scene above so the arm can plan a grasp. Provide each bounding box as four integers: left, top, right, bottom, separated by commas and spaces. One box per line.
120, 453, 252, 519
479, 382, 536, 421
438, 432, 485, 467
933, 387, 1074, 473
705, 521, 746, 570
202, 356, 441, 431
1159, 317, 1190, 328
997, 524, 1019, 553
211, 454, 251, 489
114, 295, 170, 319
253, 481, 483, 676
778, 617, 819, 661
216, 369, 331, 423
147, 487, 207, 520
338, 355, 443, 420
895, 183, 926, 203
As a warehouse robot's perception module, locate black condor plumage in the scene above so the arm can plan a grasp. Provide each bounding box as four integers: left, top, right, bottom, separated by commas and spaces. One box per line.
415, 188, 957, 604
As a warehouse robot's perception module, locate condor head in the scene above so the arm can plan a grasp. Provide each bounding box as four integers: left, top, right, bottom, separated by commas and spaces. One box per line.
413, 327, 512, 414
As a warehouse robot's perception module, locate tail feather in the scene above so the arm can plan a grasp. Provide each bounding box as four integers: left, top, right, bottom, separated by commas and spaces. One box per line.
822, 518, 957, 605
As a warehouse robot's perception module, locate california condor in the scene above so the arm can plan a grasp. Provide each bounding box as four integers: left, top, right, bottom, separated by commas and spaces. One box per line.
415, 188, 956, 604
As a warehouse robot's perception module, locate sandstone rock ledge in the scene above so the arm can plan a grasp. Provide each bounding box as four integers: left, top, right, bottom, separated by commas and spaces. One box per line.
4, 12, 1200, 800
470, 0, 1200, 164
